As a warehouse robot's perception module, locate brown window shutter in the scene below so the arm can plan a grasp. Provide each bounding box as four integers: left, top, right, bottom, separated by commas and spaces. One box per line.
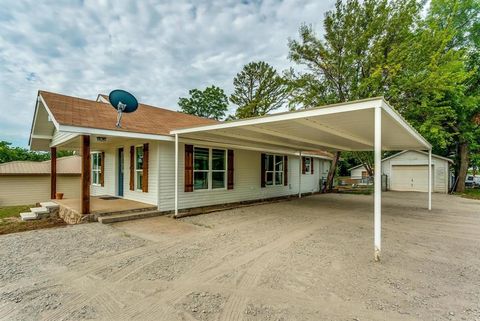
261, 153, 266, 187
142, 143, 149, 192
129, 146, 135, 191
311, 157, 314, 174
302, 157, 306, 174
227, 150, 234, 190
284, 155, 288, 186
100, 151, 105, 187
185, 144, 194, 192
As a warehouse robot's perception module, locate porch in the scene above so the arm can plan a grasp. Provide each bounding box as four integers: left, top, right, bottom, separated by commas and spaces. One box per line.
54, 196, 156, 224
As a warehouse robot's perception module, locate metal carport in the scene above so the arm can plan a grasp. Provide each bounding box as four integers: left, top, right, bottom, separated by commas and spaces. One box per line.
171, 97, 432, 261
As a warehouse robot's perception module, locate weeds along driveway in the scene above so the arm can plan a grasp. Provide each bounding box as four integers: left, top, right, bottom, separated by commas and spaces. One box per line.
0, 192, 479, 321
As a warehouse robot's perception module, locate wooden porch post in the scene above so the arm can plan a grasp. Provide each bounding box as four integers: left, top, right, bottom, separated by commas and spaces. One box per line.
81, 135, 91, 214
50, 147, 57, 199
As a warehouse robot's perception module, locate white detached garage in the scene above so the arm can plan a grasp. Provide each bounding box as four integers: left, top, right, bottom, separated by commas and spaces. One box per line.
350, 150, 453, 193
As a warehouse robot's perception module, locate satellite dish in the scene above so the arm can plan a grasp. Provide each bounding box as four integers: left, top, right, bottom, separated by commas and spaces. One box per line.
108, 89, 139, 128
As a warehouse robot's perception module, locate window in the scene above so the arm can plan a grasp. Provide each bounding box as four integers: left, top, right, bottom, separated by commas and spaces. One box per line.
265, 154, 283, 186
91, 152, 102, 185
135, 146, 143, 190
212, 149, 226, 189
304, 157, 311, 174
193, 147, 226, 190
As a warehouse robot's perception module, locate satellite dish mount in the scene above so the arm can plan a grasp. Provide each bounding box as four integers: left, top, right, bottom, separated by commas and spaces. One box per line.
108, 89, 139, 128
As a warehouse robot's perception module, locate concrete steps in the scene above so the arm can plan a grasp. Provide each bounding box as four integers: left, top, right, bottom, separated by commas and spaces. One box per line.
97, 210, 162, 224
20, 202, 59, 221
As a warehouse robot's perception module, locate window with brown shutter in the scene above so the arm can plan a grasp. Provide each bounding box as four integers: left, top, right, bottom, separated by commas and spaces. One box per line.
302, 157, 306, 174
261, 153, 266, 187
311, 157, 314, 175
284, 155, 288, 186
185, 144, 194, 192
100, 151, 105, 186
129, 146, 134, 191
227, 150, 234, 189
142, 143, 149, 192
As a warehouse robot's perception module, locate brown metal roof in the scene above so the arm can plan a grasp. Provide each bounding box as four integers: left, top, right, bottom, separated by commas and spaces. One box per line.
39, 91, 218, 136
0, 156, 81, 175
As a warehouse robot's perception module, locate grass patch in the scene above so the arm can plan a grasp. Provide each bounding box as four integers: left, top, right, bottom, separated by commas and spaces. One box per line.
457, 189, 480, 200
0, 204, 66, 235
0, 205, 33, 219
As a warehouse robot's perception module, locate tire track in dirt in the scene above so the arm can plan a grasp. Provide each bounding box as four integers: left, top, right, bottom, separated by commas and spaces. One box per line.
128, 220, 321, 320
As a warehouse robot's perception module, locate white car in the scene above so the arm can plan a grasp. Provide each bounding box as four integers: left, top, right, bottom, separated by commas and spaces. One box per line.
465, 175, 479, 187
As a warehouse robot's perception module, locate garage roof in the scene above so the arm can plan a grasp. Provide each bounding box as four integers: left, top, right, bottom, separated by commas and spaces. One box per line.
0, 156, 81, 175
171, 97, 431, 152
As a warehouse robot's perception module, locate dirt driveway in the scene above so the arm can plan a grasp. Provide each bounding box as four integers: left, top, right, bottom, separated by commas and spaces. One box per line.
0, 192, 479, 321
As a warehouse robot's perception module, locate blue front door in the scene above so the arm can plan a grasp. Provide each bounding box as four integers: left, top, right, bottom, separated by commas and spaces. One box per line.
118, 148, 124, 197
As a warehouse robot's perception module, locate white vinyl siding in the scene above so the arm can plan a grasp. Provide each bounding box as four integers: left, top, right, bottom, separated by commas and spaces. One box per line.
90, 140, 159, 205
157, 141, 326, 212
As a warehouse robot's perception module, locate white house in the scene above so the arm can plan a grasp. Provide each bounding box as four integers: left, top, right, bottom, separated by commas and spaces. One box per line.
29, 91, 332, 213
28, 91, 434, 260
349, 150, 453, 193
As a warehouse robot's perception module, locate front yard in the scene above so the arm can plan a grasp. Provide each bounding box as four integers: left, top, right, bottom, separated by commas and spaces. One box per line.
0, 204, 65, 235
0, 192, 479, 320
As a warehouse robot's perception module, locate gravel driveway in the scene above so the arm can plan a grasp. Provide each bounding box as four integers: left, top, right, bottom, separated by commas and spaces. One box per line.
0, 192, 479, 321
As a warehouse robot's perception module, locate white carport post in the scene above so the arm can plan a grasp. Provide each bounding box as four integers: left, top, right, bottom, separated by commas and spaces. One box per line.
374, 106, 382, 262
298, 151, 302, 198
174, 133, 179, 217
428, 149, 432, 210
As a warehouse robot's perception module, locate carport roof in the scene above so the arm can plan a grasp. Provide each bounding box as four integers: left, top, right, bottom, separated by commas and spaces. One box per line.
171, 97, 431, 152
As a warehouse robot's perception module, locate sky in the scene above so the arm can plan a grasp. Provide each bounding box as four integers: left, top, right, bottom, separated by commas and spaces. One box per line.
0, 0, 335, 148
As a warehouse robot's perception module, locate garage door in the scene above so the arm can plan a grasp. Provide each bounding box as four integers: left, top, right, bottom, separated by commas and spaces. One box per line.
391, 165, 432, 192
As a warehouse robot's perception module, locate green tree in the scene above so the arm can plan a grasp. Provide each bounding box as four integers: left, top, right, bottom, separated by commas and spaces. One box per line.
288, 0, 479, 191
178, 85, 229, 120
230, 61, 289, 118
0, 141, 49, 163
397, 0, 480, 192
288, 0, 421, 188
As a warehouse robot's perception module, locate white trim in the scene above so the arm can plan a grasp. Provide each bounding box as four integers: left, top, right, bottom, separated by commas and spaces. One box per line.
381, 100, 431, 149
263, 153, 285, 187
171, 98, 382, 134
30, 134, 53, 140
298, 152, 302, 198
374, 106, 382, 262
28, 97, 40, 146
428, 149, 432, 210
58, 125, 174, 141
38, 94, 60, 129
174, 134, 179, 217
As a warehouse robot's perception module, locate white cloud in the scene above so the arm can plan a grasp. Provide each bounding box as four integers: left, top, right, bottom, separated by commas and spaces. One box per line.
0, 0, 335, 147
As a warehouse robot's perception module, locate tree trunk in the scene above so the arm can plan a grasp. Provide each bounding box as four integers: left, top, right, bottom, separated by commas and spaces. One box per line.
324, 151, 340, 192
455, 141, 469, 193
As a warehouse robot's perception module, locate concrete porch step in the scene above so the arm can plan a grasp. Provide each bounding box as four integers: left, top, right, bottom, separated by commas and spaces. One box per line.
96, 206, 158, 217
97, 210, 162, 224
30, 207, 49, 215
20, 212, 38, 221
40, 202, 60, 210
